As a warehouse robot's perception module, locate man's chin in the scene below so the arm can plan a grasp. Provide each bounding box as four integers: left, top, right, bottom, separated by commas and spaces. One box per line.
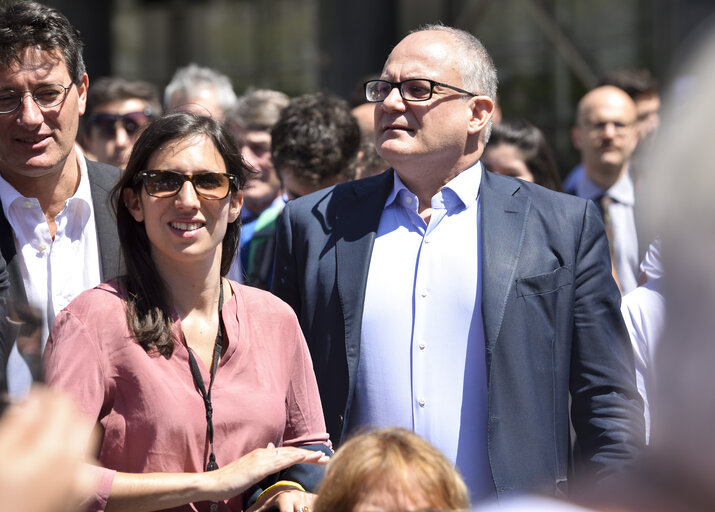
243, 183, 278, 203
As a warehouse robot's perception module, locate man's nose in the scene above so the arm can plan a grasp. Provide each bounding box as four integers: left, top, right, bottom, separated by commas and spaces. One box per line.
16, 94, 44, 127
602, 122, 618, 138
241, 146, 259, 169
381, 85, 406, 111
114, 125, 131, 148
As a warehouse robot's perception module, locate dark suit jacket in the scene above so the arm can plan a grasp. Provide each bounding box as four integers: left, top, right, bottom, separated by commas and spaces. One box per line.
272, 167, 645, 498
0, 159, 122, 390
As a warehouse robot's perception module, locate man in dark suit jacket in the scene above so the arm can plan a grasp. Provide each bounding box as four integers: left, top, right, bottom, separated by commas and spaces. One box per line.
273, 25, 644, 502
0, 2, 121, 393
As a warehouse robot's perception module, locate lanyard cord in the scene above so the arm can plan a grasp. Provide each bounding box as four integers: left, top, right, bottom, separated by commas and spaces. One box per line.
186, 282, 224, 474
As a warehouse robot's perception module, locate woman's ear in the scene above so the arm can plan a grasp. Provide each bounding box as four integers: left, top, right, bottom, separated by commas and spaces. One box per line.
228, 189, 243, 223
123, 188, 145, 222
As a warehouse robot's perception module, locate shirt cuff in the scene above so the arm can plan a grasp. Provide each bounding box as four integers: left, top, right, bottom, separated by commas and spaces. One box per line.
81, 464, 116, 512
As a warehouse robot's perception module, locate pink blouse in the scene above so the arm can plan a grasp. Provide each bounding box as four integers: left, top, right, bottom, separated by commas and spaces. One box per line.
44, 280, 330, 512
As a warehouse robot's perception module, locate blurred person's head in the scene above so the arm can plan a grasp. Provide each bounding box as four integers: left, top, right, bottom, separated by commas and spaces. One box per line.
271, 92, 360, 200
352, 138, 388, 180
572, 86, 638, 189
0, 1, 88, 188
599, 68, 660, 139
81, 76, 160, 169
163, 63, 237, 122
313, 428, 469, 512
482, 118, 561, 191
226, 88, 288, 215
351, 102, 376, 140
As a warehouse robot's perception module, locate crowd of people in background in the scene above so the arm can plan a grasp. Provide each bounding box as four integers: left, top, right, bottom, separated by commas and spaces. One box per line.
1, 1, 713, 511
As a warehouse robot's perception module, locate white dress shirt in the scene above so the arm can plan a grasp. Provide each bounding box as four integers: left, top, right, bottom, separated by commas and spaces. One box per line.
620, 239, 664, 442
350, 162, 493, 501
0, 151, 102, 397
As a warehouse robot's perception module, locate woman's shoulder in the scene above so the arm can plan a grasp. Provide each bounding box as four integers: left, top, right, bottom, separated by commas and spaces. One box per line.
63, 279, 127, 317
227, 280, 297, 320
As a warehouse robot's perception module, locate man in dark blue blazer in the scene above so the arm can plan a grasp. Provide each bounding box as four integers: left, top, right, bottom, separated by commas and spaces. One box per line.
273, 25, 644, 502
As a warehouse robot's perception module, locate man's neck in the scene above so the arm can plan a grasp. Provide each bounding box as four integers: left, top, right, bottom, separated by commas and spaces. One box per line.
394, 155, 479, 215
243, 192, 278, 218
1, 149, 81, 237
584, 162, 628, 191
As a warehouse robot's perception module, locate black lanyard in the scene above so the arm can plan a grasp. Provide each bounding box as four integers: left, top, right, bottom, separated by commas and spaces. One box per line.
186, 283, 224, 474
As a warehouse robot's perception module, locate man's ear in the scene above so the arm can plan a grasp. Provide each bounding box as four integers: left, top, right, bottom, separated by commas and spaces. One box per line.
228, 189, 243, 223
468, 96, 495, 135
76, 73, 89, 116
123, 188, 144, 222
571, 126, 584, 151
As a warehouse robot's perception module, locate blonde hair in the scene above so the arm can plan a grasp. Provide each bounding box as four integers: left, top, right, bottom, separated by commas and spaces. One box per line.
313, 428, 470, 512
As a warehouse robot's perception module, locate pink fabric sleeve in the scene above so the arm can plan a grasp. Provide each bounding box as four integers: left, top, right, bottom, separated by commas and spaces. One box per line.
44, 309, 107, 422
44, 307, 114, 511
80, 465, 116, 512
283, 316, 331, 450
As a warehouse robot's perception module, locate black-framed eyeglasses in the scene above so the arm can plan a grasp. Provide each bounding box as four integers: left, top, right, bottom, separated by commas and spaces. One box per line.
135, 170, 238, 200
364, 78, 478, 103
88, 109, 154, 138
0, 82, 74, 114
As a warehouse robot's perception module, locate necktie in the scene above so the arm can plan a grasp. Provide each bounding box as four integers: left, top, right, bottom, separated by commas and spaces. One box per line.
599, 194, 621, 293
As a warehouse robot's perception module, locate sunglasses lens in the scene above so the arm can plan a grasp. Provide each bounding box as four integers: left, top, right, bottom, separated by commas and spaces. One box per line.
90, 111, 152, 138
122, 112, 152, 136
90, 114, 118, 137
145, 171, 184, 197
194, 173, 230, 199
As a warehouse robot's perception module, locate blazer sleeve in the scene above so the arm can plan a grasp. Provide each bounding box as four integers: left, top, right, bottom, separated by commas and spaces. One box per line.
271, 204, 301, 316
570, 200, 646, 477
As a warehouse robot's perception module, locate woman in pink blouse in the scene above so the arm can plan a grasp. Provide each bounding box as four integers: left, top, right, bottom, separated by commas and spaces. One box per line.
44, 112, 331, 512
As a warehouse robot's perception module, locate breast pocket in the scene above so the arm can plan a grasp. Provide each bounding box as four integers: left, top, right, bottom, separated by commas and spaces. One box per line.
515, 266, 572, 298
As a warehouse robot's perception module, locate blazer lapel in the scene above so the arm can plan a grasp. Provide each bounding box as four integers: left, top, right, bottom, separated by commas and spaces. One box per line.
0, 203, 26, 304
480, 171, 530, 364
335, 171, 394, 387
86, 160, 123, 279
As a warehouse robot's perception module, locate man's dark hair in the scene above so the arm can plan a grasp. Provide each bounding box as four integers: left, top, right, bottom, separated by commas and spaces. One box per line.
82, 76, 162, 135
598, 68, 659, 100
271, 92, 360, 187
0, 1, 85, 83
112, 112, 248, 357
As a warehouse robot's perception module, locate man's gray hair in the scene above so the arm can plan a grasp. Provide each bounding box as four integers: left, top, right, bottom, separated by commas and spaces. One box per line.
226, 88, 290, 132
410, 24, 498, 141
163, 63, 238, 114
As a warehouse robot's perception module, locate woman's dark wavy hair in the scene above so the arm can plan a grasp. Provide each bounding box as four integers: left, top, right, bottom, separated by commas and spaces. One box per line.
111, 112, 248, 357
0, 1, 86, 84
488, 118, 563, 192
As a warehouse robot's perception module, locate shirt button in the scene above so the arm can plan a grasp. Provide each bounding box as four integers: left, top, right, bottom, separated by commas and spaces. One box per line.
420, 289, 428, 298
418, 399, 426, 407
37, 243, 47, 252
405, 196, 413, 204
424, 237, 430, 243
418, 342, 426, 350
24, 199, 34, 208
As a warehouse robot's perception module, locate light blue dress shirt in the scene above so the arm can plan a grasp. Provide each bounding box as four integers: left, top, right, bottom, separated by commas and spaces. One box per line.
348, 162, 493, 501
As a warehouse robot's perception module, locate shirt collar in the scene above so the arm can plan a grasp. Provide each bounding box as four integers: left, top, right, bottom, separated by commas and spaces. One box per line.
576, 166, 635, 206
0, 147, 93, 218
385, 161, 483, 211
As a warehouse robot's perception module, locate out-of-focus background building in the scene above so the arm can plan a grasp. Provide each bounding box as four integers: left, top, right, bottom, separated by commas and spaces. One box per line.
45, 0, 714, 175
